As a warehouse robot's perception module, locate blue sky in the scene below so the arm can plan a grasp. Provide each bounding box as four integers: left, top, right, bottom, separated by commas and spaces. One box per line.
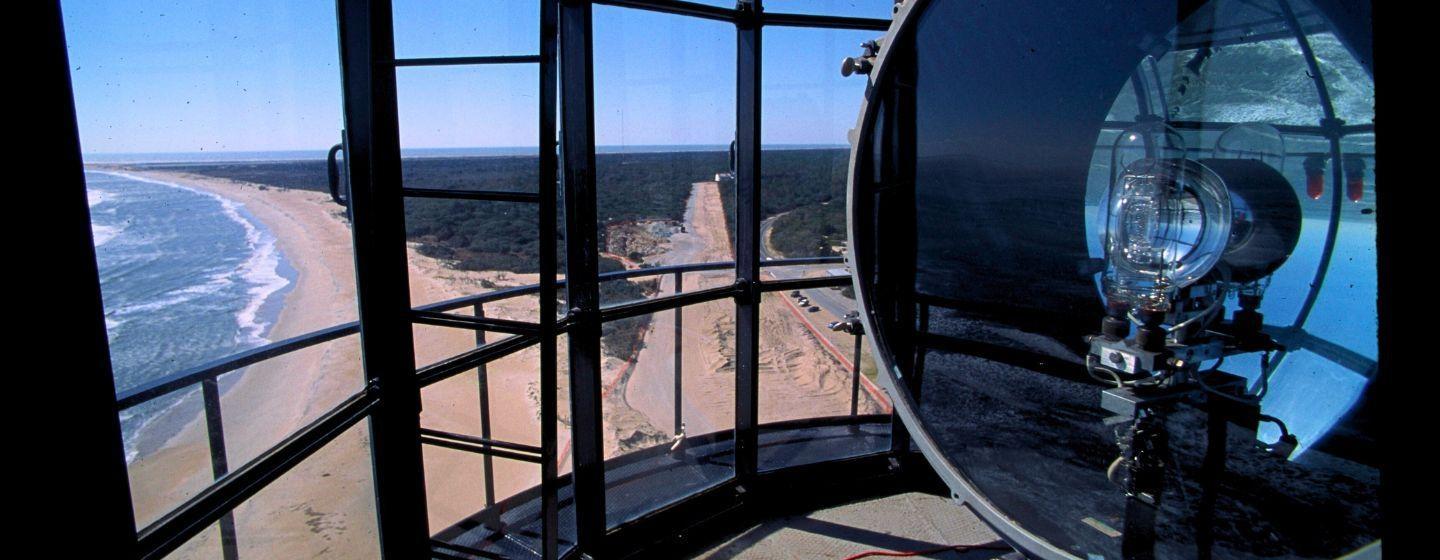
62, 1, 883, 155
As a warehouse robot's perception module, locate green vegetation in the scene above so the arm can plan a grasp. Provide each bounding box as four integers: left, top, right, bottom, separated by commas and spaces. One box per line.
599, 257, 657, 362
714, 148, 849, 258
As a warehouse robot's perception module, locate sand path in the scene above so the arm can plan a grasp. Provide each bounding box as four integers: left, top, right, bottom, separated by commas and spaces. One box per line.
620, 181, 883, 454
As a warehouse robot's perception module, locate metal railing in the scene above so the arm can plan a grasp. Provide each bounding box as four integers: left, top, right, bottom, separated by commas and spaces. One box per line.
116, 256, 868, 557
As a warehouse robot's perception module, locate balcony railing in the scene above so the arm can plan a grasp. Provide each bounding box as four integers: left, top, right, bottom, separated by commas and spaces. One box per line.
117, 256, 887, 558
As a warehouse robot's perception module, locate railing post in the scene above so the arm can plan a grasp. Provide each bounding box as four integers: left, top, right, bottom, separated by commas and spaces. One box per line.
472, 303, 496, 510
850, 333, 863, 417
673, 270, 684, 434
202, 379, 239, 560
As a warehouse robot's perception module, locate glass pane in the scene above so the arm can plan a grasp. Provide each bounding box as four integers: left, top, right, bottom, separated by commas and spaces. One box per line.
421, 333, 575, 555
1310, 33, 1375, 125
396, 65, 540, 157
602, 305, 736, 528
764, 0, 895, 19
402, 197, 544, 315
63, 0, 369, 528
1154, 37, 1325, 126
594, 6, 737, 306
761, 27, 871, 259
162, 422, 380, 558
392, 0, 538, 60
759, 289, 885, 421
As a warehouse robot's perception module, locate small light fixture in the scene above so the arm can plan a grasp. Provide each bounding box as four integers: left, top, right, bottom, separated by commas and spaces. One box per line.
1344, 156, 1367, 203
1303, 155, 1327, 200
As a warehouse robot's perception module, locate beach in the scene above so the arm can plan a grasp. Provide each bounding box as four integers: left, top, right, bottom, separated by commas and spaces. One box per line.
109, 168, 882, 558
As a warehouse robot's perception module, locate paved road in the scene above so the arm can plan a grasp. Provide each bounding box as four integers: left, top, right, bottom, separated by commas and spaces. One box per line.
759, 214, 857, 321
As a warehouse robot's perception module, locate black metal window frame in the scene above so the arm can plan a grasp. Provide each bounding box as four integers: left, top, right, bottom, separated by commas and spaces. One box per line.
56, 1, 898, 559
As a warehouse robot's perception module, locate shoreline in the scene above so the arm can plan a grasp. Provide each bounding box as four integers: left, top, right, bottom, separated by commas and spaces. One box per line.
103, 165, 552, 556
93, 169, 300, 464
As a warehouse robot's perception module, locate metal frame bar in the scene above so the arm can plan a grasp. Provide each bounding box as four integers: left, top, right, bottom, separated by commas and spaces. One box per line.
419, 430, 546, 463
473, 303, 498, 509
411, 309, 542, 335
401, 187, 542, 203
114, 259, 839, 418
201, 378, 239, 559
335, 0, 431, 556
559, 0, 607, 553
673, 270, 685, 435
418, 334, 544, 387
593, 0, 892, 31
733, 0, 764, 482
392, 54, 542, 67
537, 0, 562, 554
138, 392, 377, 558
43, 0, 139, 555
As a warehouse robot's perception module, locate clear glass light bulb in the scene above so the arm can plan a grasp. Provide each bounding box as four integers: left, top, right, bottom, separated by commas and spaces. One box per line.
1101, 158, 1231, 314
1109, 120, 1187, 191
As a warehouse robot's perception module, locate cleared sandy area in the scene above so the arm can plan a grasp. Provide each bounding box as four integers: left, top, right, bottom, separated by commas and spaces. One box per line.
616, 181, 885, 459
110, 170, 882, 558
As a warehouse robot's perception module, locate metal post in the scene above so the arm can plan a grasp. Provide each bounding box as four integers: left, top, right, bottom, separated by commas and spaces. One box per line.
538, 0, 561, 556
849, 334, 862, 416
472, 304, 496, 509
733, 0, 764, 480
335, 0, 431, 556
43, 1, 139, 555
891, 302, 926, 455
559, 0, 606, 553
673, 270, 684, 434
202, 379, 239, 560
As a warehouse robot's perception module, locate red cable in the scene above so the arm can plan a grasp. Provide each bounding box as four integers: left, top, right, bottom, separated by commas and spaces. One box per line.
841, 543, 1012, 560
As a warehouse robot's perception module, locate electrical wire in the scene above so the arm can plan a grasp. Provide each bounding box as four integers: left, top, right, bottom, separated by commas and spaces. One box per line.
1086, 354, 1128, 388
1258, 413, 1292, 440
841, 542, 1013, 560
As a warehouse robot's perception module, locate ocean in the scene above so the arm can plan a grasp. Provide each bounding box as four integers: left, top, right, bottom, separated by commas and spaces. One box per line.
88, 171, 295, 463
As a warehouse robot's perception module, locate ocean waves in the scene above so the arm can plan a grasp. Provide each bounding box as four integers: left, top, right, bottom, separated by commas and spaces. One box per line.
87, 170, 294, 463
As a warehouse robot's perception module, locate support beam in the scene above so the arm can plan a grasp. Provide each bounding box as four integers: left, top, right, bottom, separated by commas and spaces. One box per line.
559, 0, 607, 553
40, 1, 139, 556
733, 0, 763, 480
538, 0, 562, 556
336, 0, 431, 556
